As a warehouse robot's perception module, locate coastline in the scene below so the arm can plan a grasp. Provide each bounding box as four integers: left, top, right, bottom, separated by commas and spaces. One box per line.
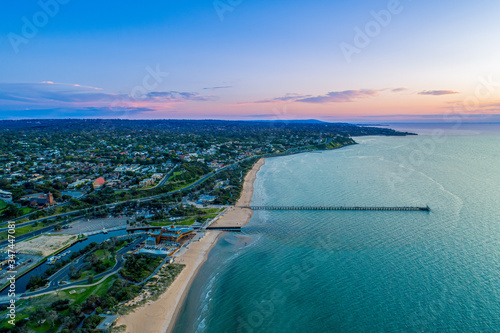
115, 157, 265, 333
210, 157, 265, 228
116, 230, 222, 333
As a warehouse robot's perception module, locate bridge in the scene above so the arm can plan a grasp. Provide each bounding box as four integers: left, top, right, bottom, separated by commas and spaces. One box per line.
239, 205, 430, 212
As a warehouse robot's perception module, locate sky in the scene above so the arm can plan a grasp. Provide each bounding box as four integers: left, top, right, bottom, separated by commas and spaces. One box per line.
1, 0, 500, 122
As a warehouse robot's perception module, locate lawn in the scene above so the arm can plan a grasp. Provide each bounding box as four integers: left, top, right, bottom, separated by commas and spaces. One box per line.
0, 275, 117, 330
204, 208, 221, 214
20, 207, 33, 215
70, 249, 116, 281
149, 209, 221, 227
149, 221, 173, 226
0, 200, 7, 211
94, 249, 115, 267
150, 216, 198, 226
61, 274, 117, 304
175, 216, 198, 225
0, 221, 55, 241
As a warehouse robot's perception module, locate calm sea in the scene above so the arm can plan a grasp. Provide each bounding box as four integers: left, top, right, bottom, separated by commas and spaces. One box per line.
174, 123, 500, 333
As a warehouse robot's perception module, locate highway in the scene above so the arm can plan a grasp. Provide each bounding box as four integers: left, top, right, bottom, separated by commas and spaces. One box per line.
1, 146, 315, 231
0, 158, 253, 232
0, 216, 85, 248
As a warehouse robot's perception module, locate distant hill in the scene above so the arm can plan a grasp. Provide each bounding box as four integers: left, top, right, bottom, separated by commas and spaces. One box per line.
250, 119, 328, 124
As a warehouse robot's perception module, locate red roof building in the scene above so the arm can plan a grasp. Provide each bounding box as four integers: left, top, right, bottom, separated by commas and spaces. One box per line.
93, 177, 106, 189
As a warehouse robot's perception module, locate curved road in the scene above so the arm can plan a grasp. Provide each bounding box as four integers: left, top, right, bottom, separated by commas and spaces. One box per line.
22, 235, 146, 298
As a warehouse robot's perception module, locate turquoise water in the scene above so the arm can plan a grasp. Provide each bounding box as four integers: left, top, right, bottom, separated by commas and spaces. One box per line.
174, 124, 500, 333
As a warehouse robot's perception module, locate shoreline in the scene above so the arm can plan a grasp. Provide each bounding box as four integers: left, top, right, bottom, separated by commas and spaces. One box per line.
210, 157, 265, 228
116, 230, 222, 333
116, 157, 265, 333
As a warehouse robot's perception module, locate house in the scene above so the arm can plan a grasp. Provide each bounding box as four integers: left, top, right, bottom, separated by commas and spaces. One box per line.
93, 177, 106, 189
68, 179, 90, 189
151, 173, 164, 180
139, 178, 154, 188
0, 190, 12, 202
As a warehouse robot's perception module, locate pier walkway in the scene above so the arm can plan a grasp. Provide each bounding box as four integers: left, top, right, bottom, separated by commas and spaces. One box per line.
239, 205, 430, 212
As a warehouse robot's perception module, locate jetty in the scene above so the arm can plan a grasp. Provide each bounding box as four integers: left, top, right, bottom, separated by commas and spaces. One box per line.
240, 205, 430, 212
206, 226, 242, 232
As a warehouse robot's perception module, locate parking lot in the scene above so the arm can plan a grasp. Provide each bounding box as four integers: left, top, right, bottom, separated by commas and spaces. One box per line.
58, 217, 129, 235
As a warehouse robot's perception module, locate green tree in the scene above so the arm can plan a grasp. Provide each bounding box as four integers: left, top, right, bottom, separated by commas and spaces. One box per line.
29, 307, 47, 326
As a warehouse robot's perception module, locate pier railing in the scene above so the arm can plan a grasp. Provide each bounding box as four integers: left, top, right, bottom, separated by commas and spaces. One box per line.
239, 205, 430, 212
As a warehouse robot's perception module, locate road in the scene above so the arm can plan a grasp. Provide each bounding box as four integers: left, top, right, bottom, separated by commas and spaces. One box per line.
1, 153, 279, 238
25, 235, 146, 297
0, 216, 85, 248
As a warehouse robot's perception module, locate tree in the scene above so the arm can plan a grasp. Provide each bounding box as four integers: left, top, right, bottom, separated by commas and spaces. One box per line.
29, 307, 47, 326
85, 294, 100, 309
47, 310, 57, 329
51, 299, 70, 311
2, 204, 20, 218
68, 304, 82, 316
82, 315, 103, 329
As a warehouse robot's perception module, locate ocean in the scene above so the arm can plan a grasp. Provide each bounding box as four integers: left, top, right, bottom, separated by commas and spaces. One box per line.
174, 123, 500, 333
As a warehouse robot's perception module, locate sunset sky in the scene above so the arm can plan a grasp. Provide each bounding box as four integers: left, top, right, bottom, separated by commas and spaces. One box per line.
1, 0, 500, 122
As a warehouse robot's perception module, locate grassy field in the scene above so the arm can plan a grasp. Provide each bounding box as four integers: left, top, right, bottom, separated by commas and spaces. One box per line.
0, 275, 117, 329
0, 201, 33, 222
0, 220, 56, 241
70, 249, 116, 282
20, 207, 33, 215
0, 201, 33, 219
175, 216, 198, 225
149, 210, 220, 227
59, 274, 117, 309
94, 249, 115, 266
204, 208, 222, 214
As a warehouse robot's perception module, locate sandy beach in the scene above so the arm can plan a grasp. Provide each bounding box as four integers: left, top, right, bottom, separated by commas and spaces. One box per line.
210, 157, 265, 228
116, 157, 265, 333
116, 230, 221, 333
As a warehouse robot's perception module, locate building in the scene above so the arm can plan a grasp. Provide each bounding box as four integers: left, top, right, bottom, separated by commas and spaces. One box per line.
145, 236, 157, 247
0, 190, 12, 202
93, 177, 106, 189
198, 195, 217, 204
22, 193, 54, 208
139, 178, 154, 188
151, 173, 164, 180
150, 225, 194, 244
68, 179, 90, 189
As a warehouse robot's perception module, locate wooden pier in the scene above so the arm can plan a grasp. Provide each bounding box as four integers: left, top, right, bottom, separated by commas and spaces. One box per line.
206, 226, 242, 232
239, 205, 430, 212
